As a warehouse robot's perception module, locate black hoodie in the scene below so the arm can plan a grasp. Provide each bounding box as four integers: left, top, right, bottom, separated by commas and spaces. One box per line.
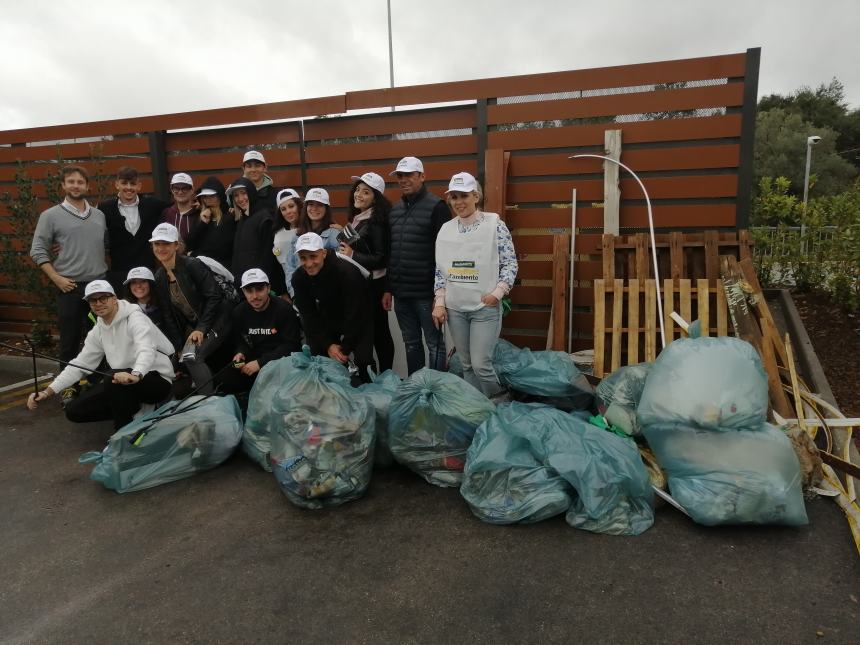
229, 176, 278, 289
186, 176, 236, 266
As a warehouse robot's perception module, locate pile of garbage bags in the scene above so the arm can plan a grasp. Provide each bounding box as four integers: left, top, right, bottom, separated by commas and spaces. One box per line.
258, 348, 376, 509
79, 395, 243, 493
389, 369, 495, 487
461, 402, 654, 535
357, 370, 402, 467
637, 337, 807, 526
595, 363, 651, 436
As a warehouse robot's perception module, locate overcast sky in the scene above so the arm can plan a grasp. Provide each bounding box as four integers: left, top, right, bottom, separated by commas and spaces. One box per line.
1, 0, 858, 133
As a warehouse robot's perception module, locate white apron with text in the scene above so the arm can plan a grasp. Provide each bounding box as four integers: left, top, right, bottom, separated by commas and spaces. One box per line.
435, 212, 499, 312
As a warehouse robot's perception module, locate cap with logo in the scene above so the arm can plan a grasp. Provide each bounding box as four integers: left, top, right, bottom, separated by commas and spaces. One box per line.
242, 150, 266, 165
295, 232, 325, 254
83, 280, 116, 301
276, 188, 302, 206
304, 187, 330, 206
240, 268, 270, 288
170, 172, 193, 187
445, 171, 478, 194
350, 172, 386, 195
149, 222, 180, 243
390, 156, 424, 176
124, 266, 156, 284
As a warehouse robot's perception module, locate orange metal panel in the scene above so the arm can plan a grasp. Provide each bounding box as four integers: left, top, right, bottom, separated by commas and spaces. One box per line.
305, 160, 476, 187
304, 136, 477, 164
166, 123, 301, 152
166, 148, 301, 172
0, 137, 150, 163
304, 109, 476, 141
507, 175, 737, 203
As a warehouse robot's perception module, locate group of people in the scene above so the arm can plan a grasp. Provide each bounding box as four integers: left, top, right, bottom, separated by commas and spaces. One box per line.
26, 152, 518, 429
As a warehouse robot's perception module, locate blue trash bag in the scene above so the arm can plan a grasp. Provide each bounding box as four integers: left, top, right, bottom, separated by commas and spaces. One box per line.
244, 349, 350, 471
642, 422, 808, 526
461, 403, 573, 524
357, 369, 402, 467
637, 337, 768, 430
595, 363, 652, 436
548, 411, 654, 535
492, 339, 594, 410
268, 348, 375, 509
448, 352, 464, 378
389, 368, 495, 487
79, 395, 243, 493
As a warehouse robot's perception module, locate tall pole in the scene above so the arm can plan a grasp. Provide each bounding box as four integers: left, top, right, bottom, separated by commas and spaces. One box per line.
800, 139, 813, 247
387, 0, 395, 112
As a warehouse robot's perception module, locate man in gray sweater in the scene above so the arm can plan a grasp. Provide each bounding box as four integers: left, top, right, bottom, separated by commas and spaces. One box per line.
30, 165, 108, 393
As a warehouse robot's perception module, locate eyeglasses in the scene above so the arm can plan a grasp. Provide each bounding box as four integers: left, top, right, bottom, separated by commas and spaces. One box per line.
87, 295, 115, 305
171, 185, 192, 192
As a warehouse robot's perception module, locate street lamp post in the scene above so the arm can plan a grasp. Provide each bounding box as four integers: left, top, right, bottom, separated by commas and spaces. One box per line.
800, 135, 821, 250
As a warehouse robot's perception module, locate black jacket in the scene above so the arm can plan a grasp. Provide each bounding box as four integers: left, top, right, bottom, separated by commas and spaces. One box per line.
291, 253, 372, 356
186, 177, 235, 266
100, 194, 170, 273
351, 212, 390, 275
231, 296, 302, 367
229, 177, 277, 287
388, 186, 449, 299
256, 182, 280, 219
154, 254, 231, 349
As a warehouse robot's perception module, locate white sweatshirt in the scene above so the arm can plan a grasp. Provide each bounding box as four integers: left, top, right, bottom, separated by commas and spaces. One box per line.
49, 299, 175, 393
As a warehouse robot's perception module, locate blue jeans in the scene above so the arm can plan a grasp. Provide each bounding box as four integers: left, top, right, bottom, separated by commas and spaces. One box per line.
446, 305, 503, 397
393, 297, 446, 375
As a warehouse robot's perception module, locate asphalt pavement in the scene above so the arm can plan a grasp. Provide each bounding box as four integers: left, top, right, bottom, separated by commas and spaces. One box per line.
0, 356, 858, 644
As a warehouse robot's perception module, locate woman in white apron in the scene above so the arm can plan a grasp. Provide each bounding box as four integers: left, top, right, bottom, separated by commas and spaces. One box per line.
431, 172, 518, 398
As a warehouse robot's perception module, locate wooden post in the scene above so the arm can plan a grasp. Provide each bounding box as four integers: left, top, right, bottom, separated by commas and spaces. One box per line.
603, 129, 622, 236
483, 148, 510, 218
551, 234, 570, 351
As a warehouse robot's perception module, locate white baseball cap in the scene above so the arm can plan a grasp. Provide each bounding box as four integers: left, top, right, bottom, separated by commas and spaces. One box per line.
83, 280, 116, 301
240, 268, 270, 288
242, 150, 266, 165
276, 188, 301, 206
295, 232, 325, 253
350, 172, 386, 195
170, 173, 193, 187
445, 172, 478, 194
149, 223, 180, 243
304, 187, 330, 206
124, 266, 156, 284
197, 188, 217, 197
390, 156, 424, 176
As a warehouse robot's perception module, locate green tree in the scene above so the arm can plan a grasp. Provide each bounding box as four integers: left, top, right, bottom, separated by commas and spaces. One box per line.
754, 108, 857, 197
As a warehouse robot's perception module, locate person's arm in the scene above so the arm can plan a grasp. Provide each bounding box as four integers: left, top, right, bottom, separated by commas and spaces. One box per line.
187, 258, 223, 334
30, 214, 74, 292
338, 268, 371, 356
350, 220, 389, 271
430, 200, 451, 240
231, 305, 252, 357
126, 310, 158, 376
47, 327, 105, 394
485, 219, 518, 304
291, 274, 335, 353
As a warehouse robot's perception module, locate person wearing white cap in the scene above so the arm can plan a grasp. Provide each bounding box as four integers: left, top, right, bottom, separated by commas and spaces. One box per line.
27, 280, 175, 430
432, 172, 518, 400
271, 188, 303, 298
291, 232, 375, 383
338, 171, 395, 372
219, 268, 302, 401
151, 223, 233, 395
296, 187, 342, 252
29, 164, 108, 401
185, 176, 235, 266
123, 266, 182, 349
241, 150, 280, 218
161, 172, 201, 245
99, 166, 170, 291
386, 156, 451, 374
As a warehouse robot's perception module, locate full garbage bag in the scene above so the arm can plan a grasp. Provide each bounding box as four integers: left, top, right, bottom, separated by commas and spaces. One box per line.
357, 369, 402, 467
389, 368, 495, 487
595, 362, 651, 436
268, 348, 375, 509
637, 337, 768, 430
461, 403, 572, 524
244, 351, 350, 471
79, 395, 243, 493
642, 422, 808, 526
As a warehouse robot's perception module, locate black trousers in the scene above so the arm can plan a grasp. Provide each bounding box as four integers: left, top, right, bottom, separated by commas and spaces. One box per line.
64, 371, 172, 430
370, 277, 394, 373
56, 285, 92, 365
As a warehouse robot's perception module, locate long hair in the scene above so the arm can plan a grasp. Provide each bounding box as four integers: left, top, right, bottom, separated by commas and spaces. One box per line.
273, 196, 304, 232
298, 202, 333, 234
124, 279, 161, 308
348, 180, 392, 227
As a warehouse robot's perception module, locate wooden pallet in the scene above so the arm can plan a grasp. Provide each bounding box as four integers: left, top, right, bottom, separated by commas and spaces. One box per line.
592, 278, 735, 377
602, 229, 753, 281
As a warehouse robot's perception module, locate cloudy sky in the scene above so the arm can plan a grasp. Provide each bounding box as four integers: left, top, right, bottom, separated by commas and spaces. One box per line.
1, 0, 857, 132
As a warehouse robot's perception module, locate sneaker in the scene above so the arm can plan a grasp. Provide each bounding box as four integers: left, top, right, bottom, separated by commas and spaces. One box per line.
60, 385, 79, 409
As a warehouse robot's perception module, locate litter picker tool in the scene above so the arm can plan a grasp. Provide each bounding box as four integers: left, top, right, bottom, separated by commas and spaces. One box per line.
0, 341, 114, 379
